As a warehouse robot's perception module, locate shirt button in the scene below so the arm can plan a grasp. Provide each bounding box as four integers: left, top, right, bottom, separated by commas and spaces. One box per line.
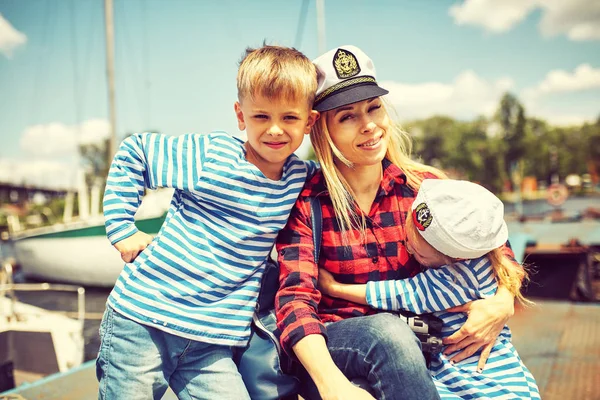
163, 322, 167, 326
153, 319, 157, 323
372, 257, 379, 263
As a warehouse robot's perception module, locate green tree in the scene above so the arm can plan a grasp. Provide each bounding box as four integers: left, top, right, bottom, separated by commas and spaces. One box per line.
497, 93, 527, 190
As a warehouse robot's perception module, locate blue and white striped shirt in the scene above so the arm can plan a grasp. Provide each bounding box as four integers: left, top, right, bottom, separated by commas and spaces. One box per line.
366, 256, 540, 399
103, 131, 316, 346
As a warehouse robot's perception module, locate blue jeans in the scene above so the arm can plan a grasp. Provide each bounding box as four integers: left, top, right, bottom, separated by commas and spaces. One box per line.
298, 313, 440, 400
96, 306, 250, 400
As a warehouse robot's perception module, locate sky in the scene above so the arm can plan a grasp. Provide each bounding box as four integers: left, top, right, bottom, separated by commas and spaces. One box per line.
0, 0, 599, 189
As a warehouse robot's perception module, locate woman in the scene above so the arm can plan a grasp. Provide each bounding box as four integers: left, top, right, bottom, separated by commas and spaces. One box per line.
275, 45, 520, 400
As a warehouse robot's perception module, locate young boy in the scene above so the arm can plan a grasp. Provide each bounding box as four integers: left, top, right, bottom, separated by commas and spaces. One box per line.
97, 45, 319, 400
318, 179, 540, 399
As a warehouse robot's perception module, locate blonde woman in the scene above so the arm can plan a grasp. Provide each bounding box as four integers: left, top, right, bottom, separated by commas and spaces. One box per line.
275, 46, 522, 400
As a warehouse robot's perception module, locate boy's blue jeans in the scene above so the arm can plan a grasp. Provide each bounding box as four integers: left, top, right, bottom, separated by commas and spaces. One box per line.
96, 306, 250, 400
298, 313, 441, 400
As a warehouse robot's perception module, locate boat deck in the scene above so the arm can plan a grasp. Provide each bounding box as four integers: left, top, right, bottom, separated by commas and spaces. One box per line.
2, 298, 598, 399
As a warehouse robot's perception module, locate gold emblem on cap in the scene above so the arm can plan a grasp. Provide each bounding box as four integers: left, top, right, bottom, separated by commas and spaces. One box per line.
413, 203, 432, 231
333, 48, 360, 79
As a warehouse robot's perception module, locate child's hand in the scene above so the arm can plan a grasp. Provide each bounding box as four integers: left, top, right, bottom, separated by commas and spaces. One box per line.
317, 268, 339, 296
114, 231, 154, 262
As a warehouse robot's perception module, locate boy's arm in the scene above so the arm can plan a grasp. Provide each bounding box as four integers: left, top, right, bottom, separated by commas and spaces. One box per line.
104, 132, 206, 246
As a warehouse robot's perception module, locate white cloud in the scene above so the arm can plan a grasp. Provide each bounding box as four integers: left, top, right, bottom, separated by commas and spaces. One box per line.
449, 0, 538, 33
0, 13, 27, 58
539, 0, 600, 41
1, 119, 111, 189
522, 64, 600, 99
0, 159, 77, 189
520, 64, 600, 125
381, 67, 598, 127
449, 0, 600, 40
20, 119, 110, 157
381, 71, 514, 121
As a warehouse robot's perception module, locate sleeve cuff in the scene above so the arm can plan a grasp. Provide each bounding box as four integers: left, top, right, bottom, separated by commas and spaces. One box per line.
107, 224, 139, 245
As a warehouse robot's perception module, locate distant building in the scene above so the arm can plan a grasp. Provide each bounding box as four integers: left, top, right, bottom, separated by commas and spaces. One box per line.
0, 182, 67, 208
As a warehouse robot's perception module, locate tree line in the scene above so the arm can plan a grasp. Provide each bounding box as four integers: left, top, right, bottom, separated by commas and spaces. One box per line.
404, 93, 600, 194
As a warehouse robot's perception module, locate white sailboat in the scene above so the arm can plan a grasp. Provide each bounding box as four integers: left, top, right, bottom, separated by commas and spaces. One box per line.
7, 189, 170, 287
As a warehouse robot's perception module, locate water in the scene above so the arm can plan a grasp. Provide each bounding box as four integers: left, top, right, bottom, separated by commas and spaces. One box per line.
503, 196, 599, 217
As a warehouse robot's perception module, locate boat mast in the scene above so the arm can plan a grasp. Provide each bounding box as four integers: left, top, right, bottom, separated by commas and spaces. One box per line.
104, 0, 117, 166
316, 0, 326, 55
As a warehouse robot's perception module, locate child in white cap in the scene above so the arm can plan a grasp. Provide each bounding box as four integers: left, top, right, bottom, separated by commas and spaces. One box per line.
319, 179, 540, 399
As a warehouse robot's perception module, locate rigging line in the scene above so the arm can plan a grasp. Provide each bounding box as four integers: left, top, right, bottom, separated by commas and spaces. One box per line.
294, 0, 310, 49
78, 0, 99, 118
30, 0, 52, 128
141, 0, 151, 130
117, 0, 145, 132
68, 0, 82, 139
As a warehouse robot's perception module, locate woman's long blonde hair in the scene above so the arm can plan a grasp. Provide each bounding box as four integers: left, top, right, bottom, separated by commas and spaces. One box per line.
309, 101, 445, 236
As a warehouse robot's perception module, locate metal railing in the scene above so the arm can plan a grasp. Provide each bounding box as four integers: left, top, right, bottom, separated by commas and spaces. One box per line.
0, 258, 86, 326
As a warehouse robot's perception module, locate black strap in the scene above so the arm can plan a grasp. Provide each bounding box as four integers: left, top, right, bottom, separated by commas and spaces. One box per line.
309, 197, 322, 265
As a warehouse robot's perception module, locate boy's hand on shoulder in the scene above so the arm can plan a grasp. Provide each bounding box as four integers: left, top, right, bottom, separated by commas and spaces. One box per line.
114, 231, 154, 262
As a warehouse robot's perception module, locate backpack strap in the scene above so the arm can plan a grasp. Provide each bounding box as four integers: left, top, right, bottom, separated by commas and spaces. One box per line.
309, 196, 322, 265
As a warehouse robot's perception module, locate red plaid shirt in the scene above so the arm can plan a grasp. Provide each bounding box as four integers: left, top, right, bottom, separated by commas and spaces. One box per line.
275, 159, 518, 355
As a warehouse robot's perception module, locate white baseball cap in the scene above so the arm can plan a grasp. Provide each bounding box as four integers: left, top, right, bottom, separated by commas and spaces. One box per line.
312, 45, 389, 112
411, 179, 509, 259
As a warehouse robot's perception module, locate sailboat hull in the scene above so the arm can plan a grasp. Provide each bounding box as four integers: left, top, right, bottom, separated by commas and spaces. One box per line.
9, 215, 165, 287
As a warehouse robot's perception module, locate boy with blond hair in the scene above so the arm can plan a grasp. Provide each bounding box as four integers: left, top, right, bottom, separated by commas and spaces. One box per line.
96, 45, 319, 400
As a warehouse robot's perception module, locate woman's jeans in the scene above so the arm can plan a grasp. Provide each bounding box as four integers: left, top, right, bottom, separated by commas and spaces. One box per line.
96, 306, 250, 400
298, 313, 441, 400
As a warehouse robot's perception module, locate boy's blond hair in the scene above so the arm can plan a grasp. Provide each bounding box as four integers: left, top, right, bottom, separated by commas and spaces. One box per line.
310, 102, 446, 236
405, 215, 532, 305
237, 45, 317, 106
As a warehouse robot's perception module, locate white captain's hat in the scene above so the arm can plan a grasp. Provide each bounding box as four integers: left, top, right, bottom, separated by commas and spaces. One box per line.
312, 45, 389, 112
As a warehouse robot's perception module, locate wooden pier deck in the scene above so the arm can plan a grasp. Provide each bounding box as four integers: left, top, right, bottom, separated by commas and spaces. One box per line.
510, 299, 600, 400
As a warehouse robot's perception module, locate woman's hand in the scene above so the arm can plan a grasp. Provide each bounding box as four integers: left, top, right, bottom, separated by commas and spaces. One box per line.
442, 287, 515, 371
317, 268, 339, 297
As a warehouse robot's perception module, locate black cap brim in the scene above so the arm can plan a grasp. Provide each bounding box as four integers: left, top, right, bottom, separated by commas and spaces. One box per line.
314, 83, 389, 112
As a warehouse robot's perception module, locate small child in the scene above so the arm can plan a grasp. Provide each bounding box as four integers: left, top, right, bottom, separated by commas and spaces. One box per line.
318, 179, 540, 399
97, 45, 319, 399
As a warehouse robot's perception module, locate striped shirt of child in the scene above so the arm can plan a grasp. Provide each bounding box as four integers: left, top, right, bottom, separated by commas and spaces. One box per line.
103, 131, 316, 347
366, 256, 540, 399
